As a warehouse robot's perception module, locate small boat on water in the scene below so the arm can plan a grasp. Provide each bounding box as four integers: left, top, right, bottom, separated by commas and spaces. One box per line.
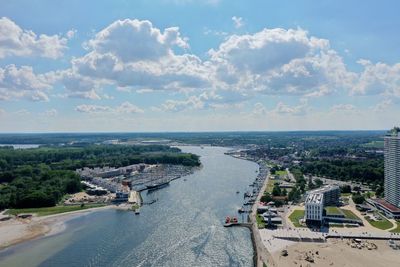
236, 191, 240, 194
146, 180, 170, 191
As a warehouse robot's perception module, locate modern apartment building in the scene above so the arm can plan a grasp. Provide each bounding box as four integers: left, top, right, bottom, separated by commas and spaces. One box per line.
304, 184, 340, 224
384, 127, 400, 208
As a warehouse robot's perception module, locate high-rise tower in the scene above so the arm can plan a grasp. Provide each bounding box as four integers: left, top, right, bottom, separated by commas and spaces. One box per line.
384, 127, 400, 208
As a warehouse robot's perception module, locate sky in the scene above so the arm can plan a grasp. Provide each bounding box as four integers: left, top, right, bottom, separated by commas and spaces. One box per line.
0, 0, 399, 132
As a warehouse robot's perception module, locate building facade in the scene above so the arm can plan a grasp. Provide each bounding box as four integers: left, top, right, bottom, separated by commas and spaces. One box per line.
305, 193, 324, 224
305, 184, 340, 225
385, 128, 400, 208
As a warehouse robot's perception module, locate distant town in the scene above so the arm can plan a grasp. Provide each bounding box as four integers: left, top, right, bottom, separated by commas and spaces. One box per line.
0, 129, 399, 266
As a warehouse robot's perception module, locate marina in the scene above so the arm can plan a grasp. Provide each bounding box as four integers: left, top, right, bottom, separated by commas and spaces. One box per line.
0, 146, 258, 267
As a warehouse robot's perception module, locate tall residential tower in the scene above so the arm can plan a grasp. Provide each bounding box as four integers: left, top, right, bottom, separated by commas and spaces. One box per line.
384, 127, 400, 208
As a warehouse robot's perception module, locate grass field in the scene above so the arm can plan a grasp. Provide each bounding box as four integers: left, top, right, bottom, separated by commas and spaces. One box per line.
288, 209, 305, 227
275, 170, 287, 177
266, 179, 276, 193
6, 204, 106, 217
256, 214, 265, 229
341, 209, 361, 220
365, 213, 394, 230
325, 206, 343, 215
390, 221, 400, 233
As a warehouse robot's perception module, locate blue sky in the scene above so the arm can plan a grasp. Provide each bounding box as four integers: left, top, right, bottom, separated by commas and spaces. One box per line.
0, 0, 399, 132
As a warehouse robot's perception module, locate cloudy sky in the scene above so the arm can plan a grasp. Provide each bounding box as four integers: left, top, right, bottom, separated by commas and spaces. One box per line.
0, 0, 399, 132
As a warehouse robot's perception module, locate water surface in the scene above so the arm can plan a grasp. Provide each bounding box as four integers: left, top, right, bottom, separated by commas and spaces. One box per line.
0, 146, 258, 267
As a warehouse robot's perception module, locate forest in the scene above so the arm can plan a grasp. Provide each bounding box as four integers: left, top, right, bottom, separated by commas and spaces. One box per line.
0, 145, 200, 209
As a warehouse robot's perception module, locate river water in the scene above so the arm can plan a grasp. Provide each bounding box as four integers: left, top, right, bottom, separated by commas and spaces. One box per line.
0, 146, 259, 267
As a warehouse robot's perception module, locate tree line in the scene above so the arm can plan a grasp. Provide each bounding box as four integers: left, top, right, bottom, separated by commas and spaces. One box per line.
0, 145, 200, 209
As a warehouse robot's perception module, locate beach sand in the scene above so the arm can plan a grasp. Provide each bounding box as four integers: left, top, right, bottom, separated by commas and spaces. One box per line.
272, 239, 400, 267
0, 205, 113, 250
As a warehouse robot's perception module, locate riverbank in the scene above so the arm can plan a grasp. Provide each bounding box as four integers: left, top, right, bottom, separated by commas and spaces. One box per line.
0, 205, 114, 250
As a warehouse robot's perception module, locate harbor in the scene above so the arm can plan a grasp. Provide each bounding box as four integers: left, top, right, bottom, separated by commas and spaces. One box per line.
0, 146, 257, 267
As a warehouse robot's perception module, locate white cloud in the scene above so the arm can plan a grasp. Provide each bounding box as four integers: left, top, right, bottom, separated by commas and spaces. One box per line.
270, 99, 310, 116
0, 64, 51, 101
59, 19, 210, 96
252, 102, 268, 115
208, 28, 355, 97
87, 19, 188, 62
42, 108, 58, 117
352, 60, 400, 97
160, 91, 222, 111
75, 102, 144, 114
330, 104, 356, 113
251, 99, 310, 117
232, 16, 244, 29
66, 29, 76, 39
373, 99, 393, 112
0, 17, 69, 59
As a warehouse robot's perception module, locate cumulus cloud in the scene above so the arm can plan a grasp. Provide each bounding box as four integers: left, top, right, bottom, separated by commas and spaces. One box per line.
352, 60, 400, 97
75, 102, 144, 114
270, 99, 310, 116
232, 16, 244, 29
160, 91, 220, 111
0, 64, 51, 101
251, 99, 310, 116
0, 17, 69, 59
208, 28, 355, 97
58, 19, 210, 97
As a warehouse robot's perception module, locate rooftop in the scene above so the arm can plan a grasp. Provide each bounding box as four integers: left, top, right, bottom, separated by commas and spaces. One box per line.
309, 184, 340, 195
306, 192, 324, 204
386, 127, 400, 137
374, 199, 400, 213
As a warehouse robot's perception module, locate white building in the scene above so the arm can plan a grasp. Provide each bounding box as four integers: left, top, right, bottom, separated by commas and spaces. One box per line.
384, 128, 400, 208
304, 184, 340, 225
305, 193, 324, 223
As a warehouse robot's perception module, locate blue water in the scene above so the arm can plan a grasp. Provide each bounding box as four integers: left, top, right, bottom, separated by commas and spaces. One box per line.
0, 146, 258, 267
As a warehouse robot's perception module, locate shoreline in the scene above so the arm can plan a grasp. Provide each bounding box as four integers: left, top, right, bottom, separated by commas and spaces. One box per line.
224, 152, 271, 267
0, 205, 114, 251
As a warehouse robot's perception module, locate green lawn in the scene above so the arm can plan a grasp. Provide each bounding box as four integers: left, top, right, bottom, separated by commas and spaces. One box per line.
266, 179, 276, 193
6, 204, 106, 217
341, 209, 361, 220
288, 209, 305, 227
275, 170, 287, 177
325, 206, 343, 215
256, 214, 265, 229
365, 213, 394, 230
340, 193, 352, 197
390, 221, 400, 233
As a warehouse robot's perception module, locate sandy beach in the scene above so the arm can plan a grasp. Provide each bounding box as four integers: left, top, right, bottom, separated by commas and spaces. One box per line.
272, 238, 400, 267
0, 205, 113, 250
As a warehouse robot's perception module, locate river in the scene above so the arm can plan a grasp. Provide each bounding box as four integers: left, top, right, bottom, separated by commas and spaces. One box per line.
0, 146, 259, 267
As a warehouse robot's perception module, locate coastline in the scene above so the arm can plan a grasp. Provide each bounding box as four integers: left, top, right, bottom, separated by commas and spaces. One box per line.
0, 205, 114, 251
225, 152, 273, 267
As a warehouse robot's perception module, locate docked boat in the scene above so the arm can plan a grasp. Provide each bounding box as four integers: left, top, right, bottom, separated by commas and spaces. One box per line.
146, 180, 170, 190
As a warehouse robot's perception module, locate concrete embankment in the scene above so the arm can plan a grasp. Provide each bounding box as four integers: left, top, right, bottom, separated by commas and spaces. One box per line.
248, 168, 277, 267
